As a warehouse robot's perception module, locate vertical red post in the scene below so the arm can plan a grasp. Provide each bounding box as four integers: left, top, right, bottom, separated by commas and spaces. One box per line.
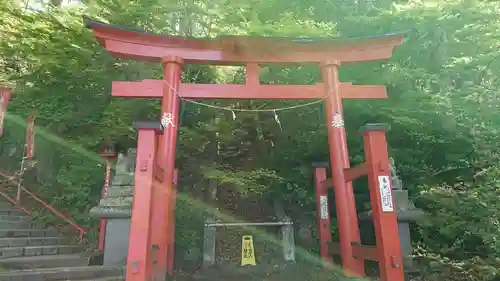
166, 169, 179, 275
320, 61, 365, 276
152, 56, 183, 278
98, 159, 112, 251
150, 160, 164, 280
313, 164, 333, 269
98, 142, 116, 251
361, 123, 404, 281
0, 87, 13, 137
126, 121, 161, 281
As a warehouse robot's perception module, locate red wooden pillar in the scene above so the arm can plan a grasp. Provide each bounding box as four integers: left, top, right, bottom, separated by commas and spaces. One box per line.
126, 121, 161, 281
361, 123, 404, 281
151, 56, 183, 278
97, 160, 111, 251
320, 60, 365, 277
313, 164, 333, 269
98, 142, 116, 251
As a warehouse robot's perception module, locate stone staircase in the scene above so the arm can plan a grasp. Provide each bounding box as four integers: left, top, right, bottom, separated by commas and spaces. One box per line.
0, 203, 126, 281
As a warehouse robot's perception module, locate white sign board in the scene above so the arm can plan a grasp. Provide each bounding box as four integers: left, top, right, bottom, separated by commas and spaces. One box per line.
378, 176, 394, 212
320, 195, 329, 219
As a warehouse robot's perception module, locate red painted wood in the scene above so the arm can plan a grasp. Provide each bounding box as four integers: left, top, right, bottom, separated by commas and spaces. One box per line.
362, 127, 405, 281
88, 23, 403, 64
344, 163, 368, 182
0, 87, 13, 137
150, 161, 165, 280
98, 159, 112, 251
98, 220, 106, 251
112, 80, 387, 100
151, 56, 182, 278
245, 64, 260, 85
314, 167, 333, 270
352, 244, 379, 261
126, 127, 158, 281
321, 61, 365, 277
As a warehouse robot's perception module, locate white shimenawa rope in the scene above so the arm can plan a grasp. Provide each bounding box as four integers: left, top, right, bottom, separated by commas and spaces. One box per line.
163, 80, 327, 112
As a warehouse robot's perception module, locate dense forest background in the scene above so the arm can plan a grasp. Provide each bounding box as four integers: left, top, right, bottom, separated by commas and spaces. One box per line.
2, 0, 500, 280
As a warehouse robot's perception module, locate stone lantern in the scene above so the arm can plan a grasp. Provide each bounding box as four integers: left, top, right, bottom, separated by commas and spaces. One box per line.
90, 148, 136, 266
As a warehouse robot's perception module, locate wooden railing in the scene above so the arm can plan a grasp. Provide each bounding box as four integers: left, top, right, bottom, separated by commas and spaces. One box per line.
0, 170, 87, 240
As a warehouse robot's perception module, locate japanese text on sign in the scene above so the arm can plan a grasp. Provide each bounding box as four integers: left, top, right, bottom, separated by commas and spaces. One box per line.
378, 175, 394, 212
320, 195, 329, 219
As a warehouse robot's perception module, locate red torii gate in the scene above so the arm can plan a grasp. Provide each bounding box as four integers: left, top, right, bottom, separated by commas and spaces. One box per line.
85, 17, 405, 281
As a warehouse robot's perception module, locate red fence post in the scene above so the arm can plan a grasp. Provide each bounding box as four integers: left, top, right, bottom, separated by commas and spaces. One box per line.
126, 121, 161, 281
321, 60, 365, 277
98, 158, 113, 251
361, 123, 404, 281
313, 163, 333, 270
98, 142, 116, 251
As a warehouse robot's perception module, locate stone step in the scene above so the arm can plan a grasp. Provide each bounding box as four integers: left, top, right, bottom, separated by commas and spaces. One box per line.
0, 203, 13, 209
63, 278, 125, 281
0, 220, 43, 229
0, 237, 72, 247
0, 265, 125, 281
0, 229, 60, 238
0, 209, 27, 216
79, 278, 125, 281
0, 215, 32, 222
0, 244, 87, 259
0, 253, 91, 270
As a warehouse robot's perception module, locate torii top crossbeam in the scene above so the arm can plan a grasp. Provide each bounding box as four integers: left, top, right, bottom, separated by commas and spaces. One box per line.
84, 17, 404, 65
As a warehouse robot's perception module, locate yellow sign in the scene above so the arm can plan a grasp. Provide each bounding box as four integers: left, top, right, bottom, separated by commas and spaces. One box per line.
240, 235, 256, 266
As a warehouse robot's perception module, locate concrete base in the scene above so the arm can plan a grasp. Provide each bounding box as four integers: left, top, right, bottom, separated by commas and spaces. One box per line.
104, 218, 131, 266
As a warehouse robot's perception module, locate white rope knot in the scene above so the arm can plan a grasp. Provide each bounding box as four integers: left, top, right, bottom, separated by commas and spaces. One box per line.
161, 112, 176, 129
331, 113, 344, 128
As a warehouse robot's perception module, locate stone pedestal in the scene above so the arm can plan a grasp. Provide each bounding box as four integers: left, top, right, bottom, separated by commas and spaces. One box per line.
360, 189, 424, 275
90, 149, 136, 266
392, 189, 425, 272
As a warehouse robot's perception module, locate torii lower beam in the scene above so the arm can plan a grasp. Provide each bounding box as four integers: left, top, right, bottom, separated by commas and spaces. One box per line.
112, 80, 388, 100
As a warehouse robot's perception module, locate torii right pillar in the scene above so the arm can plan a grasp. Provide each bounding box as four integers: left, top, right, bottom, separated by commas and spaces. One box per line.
321, 58, 404, 281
